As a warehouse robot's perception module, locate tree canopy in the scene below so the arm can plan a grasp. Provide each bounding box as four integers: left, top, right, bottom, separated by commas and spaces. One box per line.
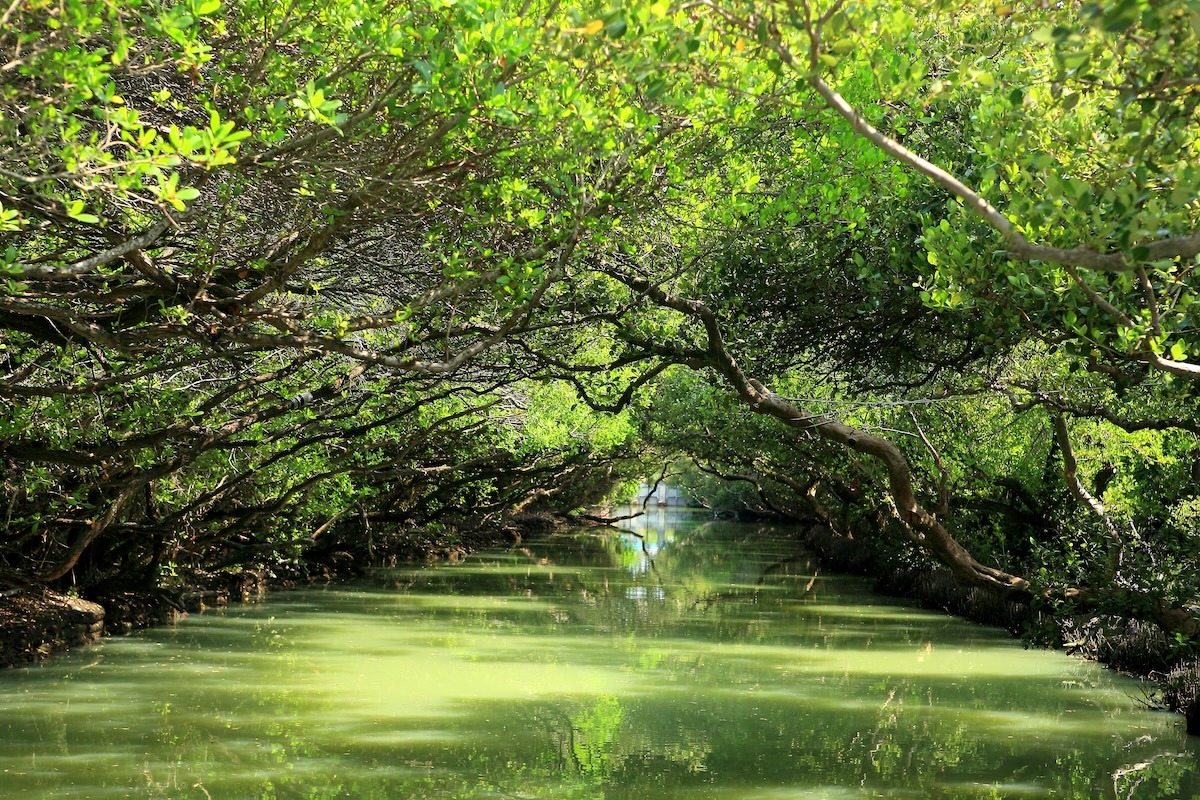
2, 0, 1198, 663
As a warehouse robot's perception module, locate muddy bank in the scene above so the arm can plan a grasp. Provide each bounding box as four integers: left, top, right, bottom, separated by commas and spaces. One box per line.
0, 513, 561, 670
797, 523, 1200, 736
0, 591, 105, 667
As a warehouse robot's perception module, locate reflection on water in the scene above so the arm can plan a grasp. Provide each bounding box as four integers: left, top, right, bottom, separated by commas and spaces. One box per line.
1, 511, 1197, 799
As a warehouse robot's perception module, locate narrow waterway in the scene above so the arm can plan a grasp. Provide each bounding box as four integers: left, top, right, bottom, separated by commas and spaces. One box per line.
2, 511, 1197, 799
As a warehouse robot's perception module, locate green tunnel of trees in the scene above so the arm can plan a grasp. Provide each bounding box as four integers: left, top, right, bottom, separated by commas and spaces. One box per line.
3, 0, 1200, 677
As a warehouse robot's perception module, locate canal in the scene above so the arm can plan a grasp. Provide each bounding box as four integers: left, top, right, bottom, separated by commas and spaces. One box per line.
2, 511, 1196, 798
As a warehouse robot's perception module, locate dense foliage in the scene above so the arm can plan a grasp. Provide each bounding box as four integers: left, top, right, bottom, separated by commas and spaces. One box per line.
2, 0, 1198, 666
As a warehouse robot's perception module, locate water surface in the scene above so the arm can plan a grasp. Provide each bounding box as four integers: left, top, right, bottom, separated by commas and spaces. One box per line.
2, 511, 1197, 798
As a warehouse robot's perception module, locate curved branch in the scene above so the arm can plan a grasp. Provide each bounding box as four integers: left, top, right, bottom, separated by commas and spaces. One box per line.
605, 266, 1199, 641
803, 70, 1200, 273
696, 2, 1200, 381
1051, 413, 1122, 545
1000, 385, 1200, 435
14, 217, 174, 281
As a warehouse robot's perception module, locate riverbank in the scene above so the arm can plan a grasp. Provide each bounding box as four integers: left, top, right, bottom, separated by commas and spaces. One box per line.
0, 512, 563, 670
796, 522, 1200, 736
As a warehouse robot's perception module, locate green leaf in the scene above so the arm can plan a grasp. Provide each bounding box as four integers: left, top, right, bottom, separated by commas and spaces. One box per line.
605, 19, 627, 38
66, 200, 99, 224
1031, 26, 1056, 44
1102, 0, 1141, 32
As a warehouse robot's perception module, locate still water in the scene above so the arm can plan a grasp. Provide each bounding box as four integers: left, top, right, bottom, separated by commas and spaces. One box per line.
2, 511, 1197, 799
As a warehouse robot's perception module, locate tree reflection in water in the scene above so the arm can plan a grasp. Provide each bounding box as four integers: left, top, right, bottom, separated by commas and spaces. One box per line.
0, 512, 1196, 799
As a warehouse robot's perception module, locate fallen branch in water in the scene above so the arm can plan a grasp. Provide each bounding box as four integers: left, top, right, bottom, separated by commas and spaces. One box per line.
557, 510, 645, 526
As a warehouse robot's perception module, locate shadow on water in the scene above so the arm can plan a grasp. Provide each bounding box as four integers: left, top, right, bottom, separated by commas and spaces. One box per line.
1, 512, 1198, 799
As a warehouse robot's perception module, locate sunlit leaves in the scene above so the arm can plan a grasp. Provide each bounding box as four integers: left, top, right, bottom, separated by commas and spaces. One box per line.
787, 0, 1200, 373
291, 82, 347, 128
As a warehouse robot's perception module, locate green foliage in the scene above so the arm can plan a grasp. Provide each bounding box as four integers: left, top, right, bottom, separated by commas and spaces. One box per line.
1, 0, 1198, 651
884, 2, 1199, 376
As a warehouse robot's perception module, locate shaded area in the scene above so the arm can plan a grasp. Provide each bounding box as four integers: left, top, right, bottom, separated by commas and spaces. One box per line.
0, 593, 105, 666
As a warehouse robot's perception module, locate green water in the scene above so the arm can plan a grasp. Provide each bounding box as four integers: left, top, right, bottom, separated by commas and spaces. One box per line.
2, 512, 1197, 799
